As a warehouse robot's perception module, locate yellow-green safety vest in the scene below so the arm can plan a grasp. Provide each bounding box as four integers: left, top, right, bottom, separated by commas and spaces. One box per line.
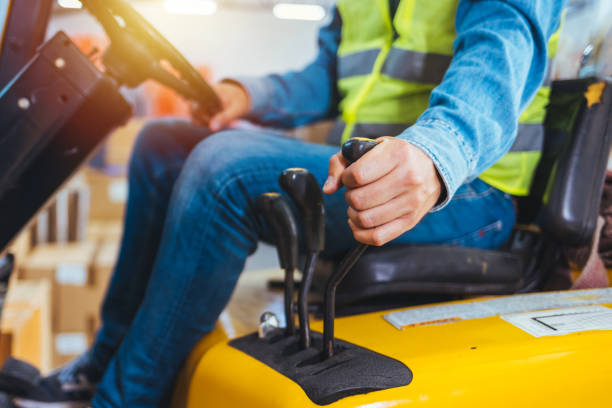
330, 0, 560, 196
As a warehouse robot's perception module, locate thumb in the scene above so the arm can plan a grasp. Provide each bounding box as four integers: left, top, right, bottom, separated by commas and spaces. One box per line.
209, 102, 245, 131
323, 152, 348, 195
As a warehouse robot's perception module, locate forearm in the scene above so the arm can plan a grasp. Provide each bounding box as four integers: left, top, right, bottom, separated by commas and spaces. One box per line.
398, 0, 565, 208
233, 7, 342, 129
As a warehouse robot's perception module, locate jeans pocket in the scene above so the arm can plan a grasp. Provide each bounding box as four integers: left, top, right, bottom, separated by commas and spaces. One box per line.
447, 220, 506, 249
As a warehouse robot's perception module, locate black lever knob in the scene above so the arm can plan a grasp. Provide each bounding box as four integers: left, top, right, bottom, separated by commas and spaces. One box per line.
278, 169, 326, 252
256, 193, 299, 336
341, 137, 379, 164
256, 193, 299, 272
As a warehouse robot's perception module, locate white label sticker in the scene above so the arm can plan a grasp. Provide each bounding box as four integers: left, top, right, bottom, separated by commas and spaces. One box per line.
501, 305, 612, 337
108, 180, 128, 204
56, 263, 88, 286
55, 333, 88, 355
384, 288, 612, 330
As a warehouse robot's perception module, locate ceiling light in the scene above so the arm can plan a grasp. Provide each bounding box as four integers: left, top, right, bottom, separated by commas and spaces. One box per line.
164, 0, 217, 16
58, 0, 82, 9
273, 3, 326, 21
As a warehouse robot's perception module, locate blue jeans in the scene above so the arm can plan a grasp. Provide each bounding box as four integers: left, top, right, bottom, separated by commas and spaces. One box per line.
90, 120, 516, 407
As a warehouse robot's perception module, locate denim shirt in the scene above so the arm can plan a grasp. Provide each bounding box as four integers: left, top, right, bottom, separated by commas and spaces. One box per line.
236, 0, 566, 208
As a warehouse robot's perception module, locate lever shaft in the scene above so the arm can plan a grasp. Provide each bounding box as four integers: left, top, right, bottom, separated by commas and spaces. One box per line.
323, 138, 378, 358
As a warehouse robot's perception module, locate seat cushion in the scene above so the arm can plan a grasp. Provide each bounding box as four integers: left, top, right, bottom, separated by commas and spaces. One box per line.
315, 245, 525, 306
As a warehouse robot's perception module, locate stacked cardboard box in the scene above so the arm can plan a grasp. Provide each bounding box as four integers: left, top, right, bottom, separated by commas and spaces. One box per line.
0, 280, 52, 373
30, 174, 90, 248
86, 169, 128, 222
104, 119, 144, 169
20, 242, 100, 367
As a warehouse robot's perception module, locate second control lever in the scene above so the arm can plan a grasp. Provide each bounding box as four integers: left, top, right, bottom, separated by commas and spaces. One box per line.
256, 193, 299, 336
279, 169, 326, 349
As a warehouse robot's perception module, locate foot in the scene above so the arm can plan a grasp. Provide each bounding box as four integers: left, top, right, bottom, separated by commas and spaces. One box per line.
12, 353, 98, 408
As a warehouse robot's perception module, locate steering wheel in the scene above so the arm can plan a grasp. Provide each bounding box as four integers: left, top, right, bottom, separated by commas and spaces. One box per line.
82, 0, 222, 117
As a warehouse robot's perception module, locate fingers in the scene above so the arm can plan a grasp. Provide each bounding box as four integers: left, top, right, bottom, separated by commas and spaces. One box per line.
344, 166, 422, 210
323, 152, 348, 195
209, 108, 234, 131
347, 192, 416, 229
190, 102, 212, 127
191, 82, 251, 131
341, 137, 398, 189
348, 216, 421, 246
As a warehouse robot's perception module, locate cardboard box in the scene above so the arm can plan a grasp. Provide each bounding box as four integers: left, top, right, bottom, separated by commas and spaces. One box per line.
87, 221, 123, 243
20, 242, 98, 333
85, 169, 127, 221
5, 229, 32, 269
0, 280, 52, 373
105, 119, 144, 168
25, 173, 90, 248
52, 239, 120, 367
20, 241, 117, 368
53, 331, 92, 368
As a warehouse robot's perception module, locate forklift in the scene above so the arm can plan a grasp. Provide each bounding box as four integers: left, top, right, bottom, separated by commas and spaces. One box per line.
1, 0, 612, 406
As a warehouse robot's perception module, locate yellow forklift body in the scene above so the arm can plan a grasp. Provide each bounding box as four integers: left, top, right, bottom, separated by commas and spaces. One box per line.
180, 289, 612, 407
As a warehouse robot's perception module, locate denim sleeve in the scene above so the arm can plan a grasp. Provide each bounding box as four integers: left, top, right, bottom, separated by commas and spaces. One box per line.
233, 7, 341, 129
397, 0, 566, 210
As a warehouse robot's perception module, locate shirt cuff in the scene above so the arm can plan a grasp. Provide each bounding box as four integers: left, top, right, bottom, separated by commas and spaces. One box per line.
397, 120, 472, 211
224, 76, 273, 119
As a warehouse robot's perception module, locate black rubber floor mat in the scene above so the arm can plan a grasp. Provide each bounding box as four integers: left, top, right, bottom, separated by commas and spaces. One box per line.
230, 330, 412, 405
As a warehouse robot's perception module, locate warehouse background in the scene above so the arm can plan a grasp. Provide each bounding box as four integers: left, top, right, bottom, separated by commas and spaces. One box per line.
2, 0, 611, 373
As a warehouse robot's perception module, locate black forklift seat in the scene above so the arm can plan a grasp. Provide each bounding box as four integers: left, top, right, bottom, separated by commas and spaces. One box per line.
313, 78, 612, 307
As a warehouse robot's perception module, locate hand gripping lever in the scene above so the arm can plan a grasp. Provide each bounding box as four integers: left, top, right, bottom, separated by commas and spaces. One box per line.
256, 193, 299, 336
279, 169, 326, 349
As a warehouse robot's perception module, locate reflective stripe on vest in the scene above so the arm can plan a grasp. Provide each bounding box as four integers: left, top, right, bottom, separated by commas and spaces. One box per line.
339, 48, 553, 86
333, 0, 559, 196
328, 121, 544, 154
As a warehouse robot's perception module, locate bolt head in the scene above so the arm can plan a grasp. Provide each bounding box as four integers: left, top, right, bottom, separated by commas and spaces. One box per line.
17, 98, 30, 110
258, 312, 280, 339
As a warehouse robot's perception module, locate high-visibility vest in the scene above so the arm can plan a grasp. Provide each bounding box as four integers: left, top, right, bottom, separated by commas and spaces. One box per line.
330, 0, 560, 196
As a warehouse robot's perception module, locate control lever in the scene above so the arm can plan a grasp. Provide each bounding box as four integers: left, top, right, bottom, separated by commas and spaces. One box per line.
323, 137, 379, 358
279, 169, 326, 349
256, 193, 299, 336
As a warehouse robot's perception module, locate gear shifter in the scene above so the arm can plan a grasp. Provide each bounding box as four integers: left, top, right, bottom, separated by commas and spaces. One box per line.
323, 137, 378, 358
256, 193, 299, 336
279, 169, 326, 349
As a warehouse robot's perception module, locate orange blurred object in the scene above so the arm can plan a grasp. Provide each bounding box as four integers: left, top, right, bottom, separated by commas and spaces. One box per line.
144, 65, 213, 118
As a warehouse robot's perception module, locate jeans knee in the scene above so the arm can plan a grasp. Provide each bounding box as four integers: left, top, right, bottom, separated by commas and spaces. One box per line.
130, 120, 177, 170
181, 130, 256, 184
129, 119, 211, 182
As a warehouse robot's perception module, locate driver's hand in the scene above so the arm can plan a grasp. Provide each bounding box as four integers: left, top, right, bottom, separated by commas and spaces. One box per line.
323, 137, 441, 246
190, 82, 251, 131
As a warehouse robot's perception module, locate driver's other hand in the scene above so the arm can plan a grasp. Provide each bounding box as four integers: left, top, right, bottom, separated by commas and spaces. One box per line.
323, 137, 442, 246
190, 82, 251, 131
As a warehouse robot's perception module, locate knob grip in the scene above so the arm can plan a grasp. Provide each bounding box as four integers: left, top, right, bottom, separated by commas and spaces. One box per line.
279, 168, 325, 253
341, 137, 379, 164
256, 193, 299, 271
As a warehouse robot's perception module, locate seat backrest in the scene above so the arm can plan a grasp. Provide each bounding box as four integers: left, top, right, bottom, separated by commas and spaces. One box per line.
519, 78, 612, 247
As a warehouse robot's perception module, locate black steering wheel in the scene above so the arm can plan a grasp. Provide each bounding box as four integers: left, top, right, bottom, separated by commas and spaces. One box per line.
82, 0, 222, 117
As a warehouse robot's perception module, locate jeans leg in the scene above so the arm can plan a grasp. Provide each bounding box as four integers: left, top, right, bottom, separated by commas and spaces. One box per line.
90, 120, 211, 380
91, 131, 343, 407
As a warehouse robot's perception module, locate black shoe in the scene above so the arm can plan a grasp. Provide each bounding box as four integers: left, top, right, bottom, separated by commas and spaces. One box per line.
12, 353, 98, 408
